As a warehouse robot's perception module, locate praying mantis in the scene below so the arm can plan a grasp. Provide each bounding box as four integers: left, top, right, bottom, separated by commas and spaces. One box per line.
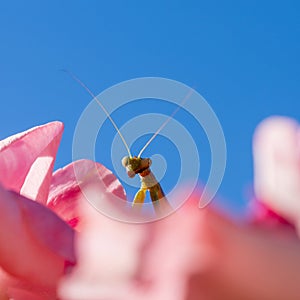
65, 71, 191, 213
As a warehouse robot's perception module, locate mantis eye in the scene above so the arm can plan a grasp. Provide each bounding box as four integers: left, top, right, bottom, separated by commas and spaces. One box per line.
148, 158, 152, 167
122, 156, 129, 167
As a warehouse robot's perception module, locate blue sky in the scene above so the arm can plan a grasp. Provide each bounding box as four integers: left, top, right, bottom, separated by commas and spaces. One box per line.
0, 1, 299, 213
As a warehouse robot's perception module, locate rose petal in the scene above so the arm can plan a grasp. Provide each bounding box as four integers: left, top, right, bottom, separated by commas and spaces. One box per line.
48, 159, 126, 229
0, 184, 75, 290
130, 198, 213, 300
253, 116, 300, 226
59, 188, 146, 300
249, 198, 295, 231
59, 191, 214, 300
186, 209, 300, 300
0, 122, 63, 204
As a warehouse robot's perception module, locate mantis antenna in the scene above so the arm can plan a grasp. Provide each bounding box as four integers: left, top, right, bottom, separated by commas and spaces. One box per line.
137, 89, 194, 158
63, 70, 132, 158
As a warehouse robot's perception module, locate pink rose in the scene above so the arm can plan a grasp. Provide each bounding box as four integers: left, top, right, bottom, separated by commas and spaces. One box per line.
59, 116, 300, 300
2, 117, 300, 300
0, 121, 128, 299
0, 122, 76, 299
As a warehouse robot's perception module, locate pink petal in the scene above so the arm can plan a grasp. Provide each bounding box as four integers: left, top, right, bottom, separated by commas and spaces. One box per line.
130, 197, 213, 300
249, 198, 295, 231
58, 192, 213, 300
0, 184, 75, 298
253, 116, 300, 226
48, 159, 126, 229
59, 185, 300, 300
186, 209, 300, 300
0, 122, 63, 204
58, 187, 148, 300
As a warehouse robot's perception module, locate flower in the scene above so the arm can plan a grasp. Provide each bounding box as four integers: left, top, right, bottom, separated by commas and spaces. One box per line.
2, 117, 300, 300
0, 122, 124, 299
59, 116, 300, 300
0, 122, 75, 299
252, 116, 300, 231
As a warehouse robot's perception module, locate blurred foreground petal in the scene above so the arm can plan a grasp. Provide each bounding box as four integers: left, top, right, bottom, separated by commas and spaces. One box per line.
59, 192, 300, 300
59, 193, 214, 300
253, 116, 300, 228
187, 209, 300, 300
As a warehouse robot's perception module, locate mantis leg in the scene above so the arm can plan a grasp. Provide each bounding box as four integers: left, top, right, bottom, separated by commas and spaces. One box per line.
132, 188, 147, 207
150, 183, 172, 214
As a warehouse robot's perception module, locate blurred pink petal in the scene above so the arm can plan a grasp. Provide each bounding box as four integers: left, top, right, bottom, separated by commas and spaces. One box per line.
0, 122, 63, 204
249, 198, 295, 231
59, 191, 300, 300
186, 209, 300, 300
253, 116, 300, 228
58, 190, 214, 300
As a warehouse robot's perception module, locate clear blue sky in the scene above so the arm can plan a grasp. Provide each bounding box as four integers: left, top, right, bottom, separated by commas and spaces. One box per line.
0, 1, 299, 213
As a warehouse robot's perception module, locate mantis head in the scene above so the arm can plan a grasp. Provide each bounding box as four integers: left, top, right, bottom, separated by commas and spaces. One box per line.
122, 156, 152, 178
